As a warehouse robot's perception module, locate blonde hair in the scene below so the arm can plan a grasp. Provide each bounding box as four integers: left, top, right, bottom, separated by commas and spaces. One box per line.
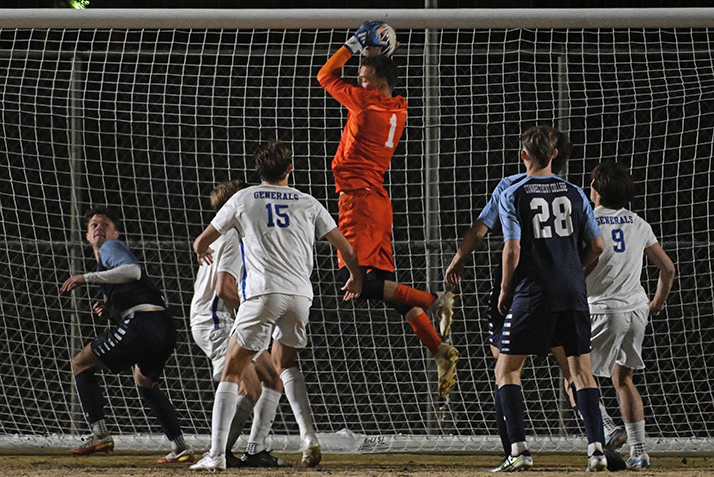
210, 179, 247, 211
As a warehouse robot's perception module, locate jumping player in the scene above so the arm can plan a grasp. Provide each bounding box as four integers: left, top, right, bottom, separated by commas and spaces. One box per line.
495, 125, 607, 472
586, 160, 675, 470
318, 21, 458, 398
60, 207, 193, 464
190, 139, 362, 471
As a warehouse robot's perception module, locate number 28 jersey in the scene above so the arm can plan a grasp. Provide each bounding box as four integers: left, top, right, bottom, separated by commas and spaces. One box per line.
499, 175, 602, 312
211, 184, 338, 302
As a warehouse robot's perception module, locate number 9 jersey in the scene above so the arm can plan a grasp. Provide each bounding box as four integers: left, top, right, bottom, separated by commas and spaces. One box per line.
499, 175, 602, 312
585, 205, 658, 313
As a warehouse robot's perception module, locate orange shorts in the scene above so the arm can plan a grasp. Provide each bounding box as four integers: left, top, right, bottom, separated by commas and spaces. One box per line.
337, 188, 394, 272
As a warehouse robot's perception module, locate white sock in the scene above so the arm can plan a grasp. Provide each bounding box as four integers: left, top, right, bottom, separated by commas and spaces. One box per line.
599, 402, 618, 435
511, 441, 528, 456
246, 386, 282, 455
281, 367, 316, 439
625, 420, 647, 457
91, 419, 108, 438
210, 381, 239, 458
588, 442, 603, 456
225, 395, 255, 453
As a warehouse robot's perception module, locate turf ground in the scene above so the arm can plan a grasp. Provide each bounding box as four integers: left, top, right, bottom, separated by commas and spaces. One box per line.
1, 452, 712, 477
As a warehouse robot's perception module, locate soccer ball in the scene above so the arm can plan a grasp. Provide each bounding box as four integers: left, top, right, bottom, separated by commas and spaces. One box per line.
363, 22, 398, 57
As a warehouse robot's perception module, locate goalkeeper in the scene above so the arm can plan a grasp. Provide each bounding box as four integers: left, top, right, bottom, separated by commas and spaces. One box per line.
318, 21, 459, 398
60, 207, 192, 463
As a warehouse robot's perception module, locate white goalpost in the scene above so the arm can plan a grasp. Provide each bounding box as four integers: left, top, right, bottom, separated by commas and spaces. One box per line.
0, 8, 713, 455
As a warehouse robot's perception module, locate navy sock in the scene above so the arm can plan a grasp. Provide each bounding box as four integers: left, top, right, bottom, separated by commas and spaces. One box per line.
138, 385, 182, 441
499, 384, 527, 446
577, 387, 605, 444
75, 370, 106, 425
493, 386, 511, 456
569, 381, 579, 407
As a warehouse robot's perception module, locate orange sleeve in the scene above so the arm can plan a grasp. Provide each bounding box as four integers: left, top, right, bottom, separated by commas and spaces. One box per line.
317, 47, 364, 113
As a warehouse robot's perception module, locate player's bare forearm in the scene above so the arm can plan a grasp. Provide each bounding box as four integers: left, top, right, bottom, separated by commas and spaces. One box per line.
216, 271, 241, 310
60, 274, 86, 292
498, 239, 520, 315
194, 224, 221, 265
445, 221, 489, 287
645, 242, 676, 316
325, 228, 362, 300
581, 234, 605, 269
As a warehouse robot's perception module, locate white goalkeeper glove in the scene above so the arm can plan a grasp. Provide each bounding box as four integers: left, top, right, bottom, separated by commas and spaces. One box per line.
344, 21, 382, 54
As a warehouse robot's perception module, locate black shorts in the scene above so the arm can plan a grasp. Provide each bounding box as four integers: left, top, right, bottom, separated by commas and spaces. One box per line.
497, 307, 591, 357
337, 266, 410, 316
91, 309, 177, 382
487, 269, 504, 347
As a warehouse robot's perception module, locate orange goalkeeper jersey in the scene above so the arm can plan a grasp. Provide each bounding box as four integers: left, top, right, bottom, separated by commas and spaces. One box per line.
318, 47, 407, 193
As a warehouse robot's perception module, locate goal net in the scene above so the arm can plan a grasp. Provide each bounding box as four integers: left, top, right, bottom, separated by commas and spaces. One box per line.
0, 9, 712, 454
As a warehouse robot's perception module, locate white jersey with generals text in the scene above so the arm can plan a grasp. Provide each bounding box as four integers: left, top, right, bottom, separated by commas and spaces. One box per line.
211, 184, 338, 301
586, 205, 658, 313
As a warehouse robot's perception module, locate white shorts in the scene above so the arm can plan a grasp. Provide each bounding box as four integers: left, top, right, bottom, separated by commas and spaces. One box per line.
191, 324, 230, 382
232, 293, 311, 352
590, 306, 649, 377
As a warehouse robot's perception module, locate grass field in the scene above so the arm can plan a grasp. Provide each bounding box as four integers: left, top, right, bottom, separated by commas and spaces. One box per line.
1, 452, 712, 477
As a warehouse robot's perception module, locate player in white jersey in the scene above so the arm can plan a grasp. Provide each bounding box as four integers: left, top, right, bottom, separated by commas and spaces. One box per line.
190, 179, 283, 468
190, 139, 362, 471
586, 161, 675, 470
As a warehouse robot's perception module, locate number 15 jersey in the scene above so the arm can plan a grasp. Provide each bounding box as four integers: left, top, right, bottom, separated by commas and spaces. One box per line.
499, 175, 602, 312
211, 184, 338, 302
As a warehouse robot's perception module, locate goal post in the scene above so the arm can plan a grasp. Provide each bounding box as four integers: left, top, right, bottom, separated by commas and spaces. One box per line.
0, 8, 713, 455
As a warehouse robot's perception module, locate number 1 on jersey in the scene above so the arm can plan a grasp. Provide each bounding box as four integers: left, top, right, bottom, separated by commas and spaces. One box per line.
385, 114, 397, 148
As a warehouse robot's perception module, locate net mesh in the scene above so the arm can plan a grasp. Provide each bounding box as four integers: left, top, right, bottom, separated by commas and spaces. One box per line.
0, 24, 712, 452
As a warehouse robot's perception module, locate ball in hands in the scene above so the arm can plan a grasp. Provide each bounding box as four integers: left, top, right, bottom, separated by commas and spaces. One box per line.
362, 22, 398, 57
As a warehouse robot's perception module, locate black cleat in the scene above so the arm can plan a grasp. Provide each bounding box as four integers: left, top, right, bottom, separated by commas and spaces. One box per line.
240, 450, 290, 468
225, 450, 245, 468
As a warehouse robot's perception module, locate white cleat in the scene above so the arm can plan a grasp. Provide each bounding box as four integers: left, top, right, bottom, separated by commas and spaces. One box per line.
429, 292, 455, 337
190, 452, 226, 471
434, 342, 459, 397
301, 434, 322, 467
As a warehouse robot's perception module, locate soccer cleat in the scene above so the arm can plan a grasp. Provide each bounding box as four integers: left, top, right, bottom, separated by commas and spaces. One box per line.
626, 453, 651, 470
157, 448, 196, 464
225, 450, 244, 468
586, 450, 608, 472
603, 447, 627, 471
240, 449, 289, 468
429, 291, 455, 337
301, 434, 322, 467
604, 426, 627, 451
70, 434, 115, 456
435, 342, 460, 397
489, 456, 510, 473
495, 451, 533, 472
189, 452, 226, 471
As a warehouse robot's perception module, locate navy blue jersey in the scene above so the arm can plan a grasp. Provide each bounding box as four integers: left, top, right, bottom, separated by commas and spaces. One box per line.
97, 240, 166, 322
499, 175, 601, 312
